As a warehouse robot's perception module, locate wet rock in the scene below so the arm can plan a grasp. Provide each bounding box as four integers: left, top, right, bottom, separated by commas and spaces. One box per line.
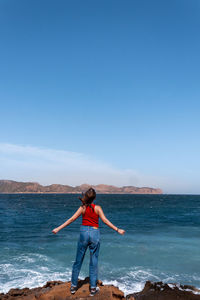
127, 281, 200, 300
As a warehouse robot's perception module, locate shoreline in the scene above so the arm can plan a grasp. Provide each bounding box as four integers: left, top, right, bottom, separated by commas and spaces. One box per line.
1, 278, 200, 300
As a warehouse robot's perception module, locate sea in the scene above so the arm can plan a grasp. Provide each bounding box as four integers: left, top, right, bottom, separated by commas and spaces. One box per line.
1, 194, 200, 296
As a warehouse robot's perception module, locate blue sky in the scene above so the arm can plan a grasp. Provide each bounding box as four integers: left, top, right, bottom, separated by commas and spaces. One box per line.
0, 0, 200, 193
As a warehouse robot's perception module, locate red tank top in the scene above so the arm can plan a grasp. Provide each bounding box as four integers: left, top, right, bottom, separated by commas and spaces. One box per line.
82, 204, 99, 227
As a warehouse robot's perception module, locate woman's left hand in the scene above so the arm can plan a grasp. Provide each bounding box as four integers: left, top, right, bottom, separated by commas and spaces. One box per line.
118, 229, 125, 235
52, 227, 59, 234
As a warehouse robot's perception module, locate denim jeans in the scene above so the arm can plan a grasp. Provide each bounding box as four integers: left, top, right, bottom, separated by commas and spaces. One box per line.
71, 225, 100, 288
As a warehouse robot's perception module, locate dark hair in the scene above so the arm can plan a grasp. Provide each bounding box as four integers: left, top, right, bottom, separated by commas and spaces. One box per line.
79, 188, 96, 208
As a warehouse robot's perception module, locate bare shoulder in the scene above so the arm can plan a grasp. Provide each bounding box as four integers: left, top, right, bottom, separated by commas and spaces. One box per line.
94, 205, 102, 214
76, 206, 84, 214
81, 205, 86, 214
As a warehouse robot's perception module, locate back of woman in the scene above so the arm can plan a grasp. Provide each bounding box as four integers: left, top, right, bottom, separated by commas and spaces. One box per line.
82, 203, 99, 228
52, 187, 125, 297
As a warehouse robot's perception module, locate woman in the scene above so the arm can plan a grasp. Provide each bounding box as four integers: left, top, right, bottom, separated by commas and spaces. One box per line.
52, 188, 125, 296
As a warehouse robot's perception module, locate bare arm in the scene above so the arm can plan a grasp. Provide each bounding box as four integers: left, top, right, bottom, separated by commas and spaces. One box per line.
96, 206, 125, 235
52, 206, 83, 234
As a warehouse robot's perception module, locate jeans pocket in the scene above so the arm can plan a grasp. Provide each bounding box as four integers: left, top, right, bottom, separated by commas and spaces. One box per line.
79, 231, 88, 245
91, 229, 100, 244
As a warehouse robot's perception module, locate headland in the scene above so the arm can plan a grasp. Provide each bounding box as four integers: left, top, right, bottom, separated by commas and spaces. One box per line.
0, 180, 162, 194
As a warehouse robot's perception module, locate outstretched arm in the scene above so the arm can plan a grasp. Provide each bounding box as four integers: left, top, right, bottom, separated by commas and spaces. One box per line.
52, 206, 83, 234
96, 206, 125, 235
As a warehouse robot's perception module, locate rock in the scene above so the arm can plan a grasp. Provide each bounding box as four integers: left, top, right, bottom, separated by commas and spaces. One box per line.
0, 277, 125, 300
2, 279, 200, 300
127, 281, 200, 300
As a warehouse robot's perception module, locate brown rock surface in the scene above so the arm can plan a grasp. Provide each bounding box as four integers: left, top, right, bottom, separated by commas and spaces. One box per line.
1, 279, 200, 300
0, 277, 125, 300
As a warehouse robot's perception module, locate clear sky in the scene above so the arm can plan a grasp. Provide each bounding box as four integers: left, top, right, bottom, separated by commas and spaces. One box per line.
0, 0, 200, 193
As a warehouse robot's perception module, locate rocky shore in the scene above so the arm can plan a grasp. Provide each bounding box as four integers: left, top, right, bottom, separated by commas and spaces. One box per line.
1, 277, 200, 300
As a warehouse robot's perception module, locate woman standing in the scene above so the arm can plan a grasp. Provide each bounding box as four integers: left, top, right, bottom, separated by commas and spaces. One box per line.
52, 188, 125, 296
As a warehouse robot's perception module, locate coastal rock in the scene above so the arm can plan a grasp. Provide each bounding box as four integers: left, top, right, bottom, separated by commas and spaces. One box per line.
127, 281, 200, 300
1, 279, 200, 300
0, 180, 162, 194
0, 277, 125, 300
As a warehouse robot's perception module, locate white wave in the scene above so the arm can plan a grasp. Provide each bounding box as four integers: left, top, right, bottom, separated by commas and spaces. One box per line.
193, 275, 200, 281
99, 266, 200, 296
13, 253, 49, 263
0, 262, 72, 294
129, 269, 160, 281
168, 283, 200, 295
14, 256, 35, 263
1, 261, 200, 296
100, 266, 160, 296
102, 279, 144, 296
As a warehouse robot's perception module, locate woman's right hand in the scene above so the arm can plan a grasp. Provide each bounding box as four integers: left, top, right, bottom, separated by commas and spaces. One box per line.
118, 229, 125, 235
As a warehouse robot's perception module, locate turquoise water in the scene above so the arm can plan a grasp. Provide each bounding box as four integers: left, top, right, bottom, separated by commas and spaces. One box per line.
1, 194, 200, 295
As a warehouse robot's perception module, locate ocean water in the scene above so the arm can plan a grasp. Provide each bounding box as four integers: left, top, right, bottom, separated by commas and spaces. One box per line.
1, 194, 200, 295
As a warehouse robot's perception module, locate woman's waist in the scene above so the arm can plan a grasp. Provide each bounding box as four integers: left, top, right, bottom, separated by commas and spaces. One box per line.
80, 225, 99, 230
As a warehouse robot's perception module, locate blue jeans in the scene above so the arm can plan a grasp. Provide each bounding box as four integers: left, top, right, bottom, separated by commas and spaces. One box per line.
71, 225, 100, 288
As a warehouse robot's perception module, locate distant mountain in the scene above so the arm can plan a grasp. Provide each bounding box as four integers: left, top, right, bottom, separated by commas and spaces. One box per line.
0, 180, 162, 194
